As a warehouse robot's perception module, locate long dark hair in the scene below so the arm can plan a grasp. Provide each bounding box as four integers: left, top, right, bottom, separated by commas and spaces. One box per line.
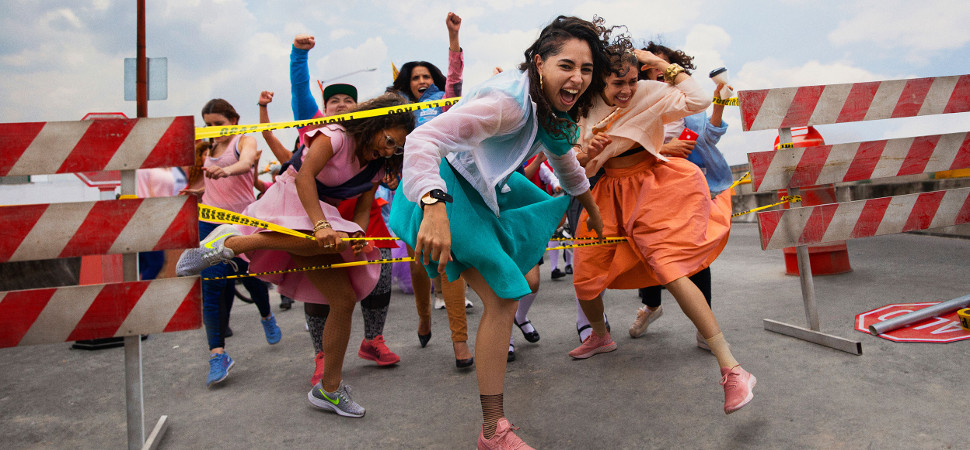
341, 92, 416, 175
390, 61, 447, 102
519, 16, 631, 142
638, 41, 695, 80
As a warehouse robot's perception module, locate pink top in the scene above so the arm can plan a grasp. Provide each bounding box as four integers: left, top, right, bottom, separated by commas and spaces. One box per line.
202, 135, 256, 213
303, 124, 384, 196
136, 167, 175, 198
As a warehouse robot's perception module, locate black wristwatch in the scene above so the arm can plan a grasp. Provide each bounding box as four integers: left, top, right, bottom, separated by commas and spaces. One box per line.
420, 189, 453, 210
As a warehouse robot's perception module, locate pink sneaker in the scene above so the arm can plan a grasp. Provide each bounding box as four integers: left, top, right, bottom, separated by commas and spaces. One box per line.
720, 365, 756, 414
358, 335, 401, 366
310, 352, 325, 386
477, 418, 533, 450
568, 331, 617, 359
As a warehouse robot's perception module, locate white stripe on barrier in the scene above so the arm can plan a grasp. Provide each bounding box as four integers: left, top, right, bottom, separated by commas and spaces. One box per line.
19, 285, 99, 346
12, 121, 91, 176
116, 278, 194, 336
865, 80, 907, 122
750, 87, 798, 131
107, 117, 176, 170
10, 202, 94, 261
810, 83, 853, 125
919, 76, 958, 116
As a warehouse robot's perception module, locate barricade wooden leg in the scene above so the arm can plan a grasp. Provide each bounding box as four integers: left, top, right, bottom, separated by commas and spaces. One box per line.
124, 335, 145, 450
761, 128, 862, 355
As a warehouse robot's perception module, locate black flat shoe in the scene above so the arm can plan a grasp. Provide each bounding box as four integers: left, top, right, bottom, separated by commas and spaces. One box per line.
514, 318, 540, 343
418, 332, 431, 348
550, 268, 566, 280
507, 344, 516, 362
456, 357, 474, 369
564, 265, 573, 274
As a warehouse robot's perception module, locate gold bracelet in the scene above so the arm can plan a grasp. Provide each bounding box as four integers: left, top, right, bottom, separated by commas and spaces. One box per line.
313, 220, 332, 232
664, 63, 685, 85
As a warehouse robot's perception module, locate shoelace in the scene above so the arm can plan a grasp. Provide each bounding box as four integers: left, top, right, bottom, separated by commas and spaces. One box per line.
720, 367, 741, 387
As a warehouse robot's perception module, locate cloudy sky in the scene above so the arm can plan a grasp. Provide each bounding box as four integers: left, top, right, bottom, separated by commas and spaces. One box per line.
3, 0, 970, 166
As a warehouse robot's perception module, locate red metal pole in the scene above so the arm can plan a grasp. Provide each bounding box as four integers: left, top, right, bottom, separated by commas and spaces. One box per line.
136, 0, 147, 118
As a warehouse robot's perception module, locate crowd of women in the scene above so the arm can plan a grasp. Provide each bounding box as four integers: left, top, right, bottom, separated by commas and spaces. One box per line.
175, 12, 754, 449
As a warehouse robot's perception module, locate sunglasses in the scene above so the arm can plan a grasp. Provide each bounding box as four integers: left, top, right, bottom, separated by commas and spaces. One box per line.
383, 133, 405, 156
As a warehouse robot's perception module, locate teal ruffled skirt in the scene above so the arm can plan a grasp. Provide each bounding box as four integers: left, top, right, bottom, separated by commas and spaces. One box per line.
389, 161, 569, 300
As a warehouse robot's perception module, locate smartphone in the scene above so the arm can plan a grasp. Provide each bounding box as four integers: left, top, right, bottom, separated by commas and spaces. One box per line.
678, 128, 699, 141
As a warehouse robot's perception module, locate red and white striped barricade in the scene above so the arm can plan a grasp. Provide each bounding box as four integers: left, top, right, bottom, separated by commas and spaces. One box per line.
738, 74, 970, 355
0, 115, 199, 447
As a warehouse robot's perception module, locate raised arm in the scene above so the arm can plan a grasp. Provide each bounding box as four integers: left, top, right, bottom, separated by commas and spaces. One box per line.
258, 90, 294, 162
444, 12, 464, 100
291, 34, 322, 121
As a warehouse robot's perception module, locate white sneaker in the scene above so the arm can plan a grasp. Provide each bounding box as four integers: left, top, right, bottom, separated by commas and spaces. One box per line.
433, 294, 446, 310
176, 224, 239, 276
464, 297, 474, 308
629, 305, 663, 338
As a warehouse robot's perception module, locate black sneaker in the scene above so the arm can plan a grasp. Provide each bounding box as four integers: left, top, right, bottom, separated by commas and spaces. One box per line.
551, 268, 566, 280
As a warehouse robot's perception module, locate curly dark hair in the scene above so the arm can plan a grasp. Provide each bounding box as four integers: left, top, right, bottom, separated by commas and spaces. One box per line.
519, 15, 631, 142
638, 41, 696, 80
341, 92, 416, 175
390, 61, 447, 102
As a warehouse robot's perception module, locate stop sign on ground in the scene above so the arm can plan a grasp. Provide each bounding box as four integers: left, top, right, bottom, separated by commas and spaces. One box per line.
855, 302, 970, 343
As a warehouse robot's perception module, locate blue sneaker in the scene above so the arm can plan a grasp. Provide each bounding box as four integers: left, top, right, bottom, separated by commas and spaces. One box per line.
262, 314, 282, 345
206, 352, 235, 387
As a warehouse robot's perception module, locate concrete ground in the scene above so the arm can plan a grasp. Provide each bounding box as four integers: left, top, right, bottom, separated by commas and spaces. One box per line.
1, 222, 967, 449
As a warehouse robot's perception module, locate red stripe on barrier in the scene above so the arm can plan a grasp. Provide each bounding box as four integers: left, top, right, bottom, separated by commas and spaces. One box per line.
780, 85, 825, 129
0, 122, 46, 177
844, 140, 887, 182
739, 89, 769, 131
791, 145, 832, 188
943, 74, 970, 114
748, 151, 774, 192
66, 282, 148, 341
757, 210, 782, 250
0, 204, 50, 262
891, 77, 934, 118
837, 81, 880, 123
902, 191, 945, 232
153, 197, 199, 251
851, 197, 891, 238
798, 203, 838, 245
57, 119, 137, 174
956, 193, 970, 224
0, 289, 56, 348
949, 133, 970, 171
60, 199, 141, 258
164, 279, 202, 332
898, 135, 940, 176
140, 116, 196, 168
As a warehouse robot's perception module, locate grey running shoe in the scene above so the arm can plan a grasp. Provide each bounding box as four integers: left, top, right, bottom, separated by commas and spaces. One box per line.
176, 224, 239, 276
308, 382, 365, 418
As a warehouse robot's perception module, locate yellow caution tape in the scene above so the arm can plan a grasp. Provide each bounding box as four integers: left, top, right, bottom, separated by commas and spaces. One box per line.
546, 237, 627, 251
732, 195, 801, 218
712, 97, 738, 106
728, 171, 751, 191
199, 203, 399, 241
203, 256, 416, 281
958, 308, 970, 331
195, 97, 462, 140
775, 142, 795, 149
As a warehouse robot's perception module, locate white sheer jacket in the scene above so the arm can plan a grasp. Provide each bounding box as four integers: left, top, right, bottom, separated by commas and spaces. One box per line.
401, 70, 590, 217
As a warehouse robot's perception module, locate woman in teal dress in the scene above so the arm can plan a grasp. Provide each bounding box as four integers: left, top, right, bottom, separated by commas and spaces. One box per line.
389, 15, 628, 449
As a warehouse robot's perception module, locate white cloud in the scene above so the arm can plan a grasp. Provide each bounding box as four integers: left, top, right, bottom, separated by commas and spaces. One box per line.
682, 24, 731, 80
828, 1, 970, 58
570, 0, 703, 38
736, 58, 886, 90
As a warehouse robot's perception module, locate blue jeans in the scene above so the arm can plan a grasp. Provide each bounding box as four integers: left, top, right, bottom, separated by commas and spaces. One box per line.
199, 221, 271, 350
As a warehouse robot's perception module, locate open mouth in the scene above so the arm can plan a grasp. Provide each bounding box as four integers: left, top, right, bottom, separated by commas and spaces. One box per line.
559, 88, 579, 107
615, 93, 631, 104
417, 86, 428, 93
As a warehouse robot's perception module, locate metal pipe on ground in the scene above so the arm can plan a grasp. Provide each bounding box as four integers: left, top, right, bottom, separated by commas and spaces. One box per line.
869, 294, 970, 335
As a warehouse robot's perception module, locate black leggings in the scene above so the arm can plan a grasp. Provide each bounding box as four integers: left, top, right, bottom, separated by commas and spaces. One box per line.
638, 267, 712, 308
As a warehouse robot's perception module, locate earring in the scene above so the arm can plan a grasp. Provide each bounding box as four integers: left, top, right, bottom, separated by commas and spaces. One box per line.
539, 73, 544, 90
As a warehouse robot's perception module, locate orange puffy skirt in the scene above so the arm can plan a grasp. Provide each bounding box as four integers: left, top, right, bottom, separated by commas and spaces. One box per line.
572, 155, 732, 301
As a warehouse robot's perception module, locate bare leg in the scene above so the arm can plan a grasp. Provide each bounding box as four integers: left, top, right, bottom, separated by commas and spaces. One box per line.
665, 276, 720, 338
291, 253, 357, 392
462, 267, 518, 437
577, 292, 607, 336
223, 231, 346, 257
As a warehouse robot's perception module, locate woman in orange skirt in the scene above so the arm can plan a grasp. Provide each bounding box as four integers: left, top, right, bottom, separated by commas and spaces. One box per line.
569, 49, 756, 414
